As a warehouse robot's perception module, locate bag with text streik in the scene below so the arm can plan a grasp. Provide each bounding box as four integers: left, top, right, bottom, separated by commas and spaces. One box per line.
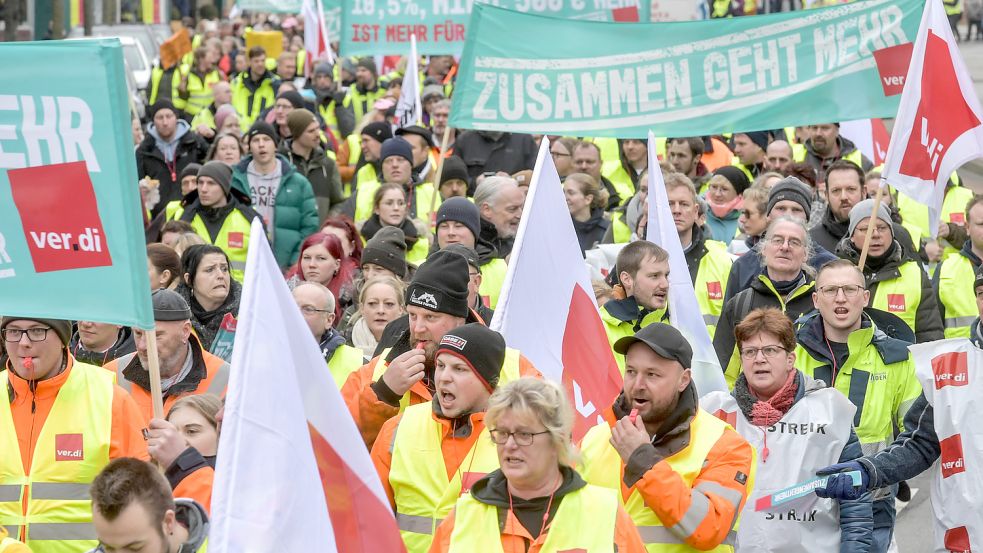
909, 339, 983, 552
210, 313, 238, 362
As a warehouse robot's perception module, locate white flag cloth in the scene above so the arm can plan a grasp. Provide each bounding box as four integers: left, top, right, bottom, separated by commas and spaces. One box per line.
909, 338, 983, 552
490, 139, 622, 439
302, 0, 334, 66
394, 35, 422, 129
880, 0, 983, 238
646, 132, 727, 396
209, 219, 404, 553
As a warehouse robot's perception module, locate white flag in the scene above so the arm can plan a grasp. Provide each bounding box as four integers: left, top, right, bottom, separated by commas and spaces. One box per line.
880, 0, 983, 238
491, 139, 622, 440
209, 219, 404, 552
646, 131, 727, 396
394, 35, 423, 129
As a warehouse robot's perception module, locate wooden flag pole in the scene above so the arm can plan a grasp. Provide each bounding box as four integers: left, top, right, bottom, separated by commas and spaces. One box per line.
857, 183, 886, 272
145, 329, 165, 420
428, 129, 453, 227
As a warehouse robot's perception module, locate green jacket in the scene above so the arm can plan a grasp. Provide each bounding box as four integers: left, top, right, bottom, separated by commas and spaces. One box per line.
231, 154, 319, 268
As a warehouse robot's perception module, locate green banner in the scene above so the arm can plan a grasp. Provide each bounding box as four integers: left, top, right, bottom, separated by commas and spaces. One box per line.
0, 40, 154, 329
451, 0, 923, 137
341, 0, 650, 56
236, 0, 342, 41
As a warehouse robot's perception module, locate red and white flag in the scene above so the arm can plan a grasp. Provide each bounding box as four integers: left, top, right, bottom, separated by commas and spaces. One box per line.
881, 0, 983, 238
209, 219, 404, 552
840, 118, 891, 167
394, 34, 422, 129
303, 0, 334, 67
490, 139, 623, 440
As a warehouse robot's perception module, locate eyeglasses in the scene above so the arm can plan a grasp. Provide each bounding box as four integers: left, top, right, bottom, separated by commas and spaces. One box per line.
767, 236, 805, 249
853, 224, 891, 236
739, 345, 787, 360
2, 327, 51, 343
489, 429, 550, 446
299, 306, 330, 315
818, 284, 864, 298
550, 151, 571, 158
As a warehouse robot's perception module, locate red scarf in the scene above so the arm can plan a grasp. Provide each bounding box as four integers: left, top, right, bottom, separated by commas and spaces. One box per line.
749, 370, 798, 427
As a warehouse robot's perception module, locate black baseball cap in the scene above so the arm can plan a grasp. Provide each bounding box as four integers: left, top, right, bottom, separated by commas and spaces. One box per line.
613, 323, 693, 368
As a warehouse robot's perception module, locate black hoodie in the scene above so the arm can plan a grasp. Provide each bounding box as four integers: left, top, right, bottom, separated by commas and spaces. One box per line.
572, 207, 609, 254
69, 327, 136, 367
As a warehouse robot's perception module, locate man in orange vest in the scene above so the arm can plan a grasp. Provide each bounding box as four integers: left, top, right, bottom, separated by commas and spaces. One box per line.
0, 316, 147, 551
104, 289, 229, 425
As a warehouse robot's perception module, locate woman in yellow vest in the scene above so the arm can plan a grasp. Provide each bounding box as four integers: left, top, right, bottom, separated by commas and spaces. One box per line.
429, 377, 647, 553
835, 199, 944, 343
360, 183, 430, 266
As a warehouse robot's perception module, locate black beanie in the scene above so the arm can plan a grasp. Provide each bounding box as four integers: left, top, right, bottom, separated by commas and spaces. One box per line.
1, 316, 72, 346
436, 323, 506, 391
712, 166, 751, 196
150, 99, 177, 119
356, 56, 377, 75
179, 163, 202, 182
740, 131, 770, 152
277, 89, 305, 109
361, 122, 393, 144
439, 157, 470, 188
767, 177, 814, 222
361, 226, 408, 278
435, 197, 480, 241
198, 160, 233, 196
407, 250, 470, 317
247, 121, 278, 146
380, 137, 414, 165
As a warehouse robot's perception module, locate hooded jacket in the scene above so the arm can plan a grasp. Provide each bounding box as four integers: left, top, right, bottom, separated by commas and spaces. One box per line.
175, 279, 242, 351
280, 138, 345, 221
231, 154, 320, 268
811, 205, 919, 261
69, 326, 136, 367
572, 207, 609, 254
803, 135, 874, 181
835, 237, 944, 343
723, 242, 837, 306
136, 120, 209, 216
478, 217, 514, 260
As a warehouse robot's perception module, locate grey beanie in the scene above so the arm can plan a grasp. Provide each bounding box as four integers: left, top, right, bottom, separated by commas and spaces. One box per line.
198, 161, 233, 196
361, 226, 408, 278
767, 177, 814, 222
848, 198, 894, 237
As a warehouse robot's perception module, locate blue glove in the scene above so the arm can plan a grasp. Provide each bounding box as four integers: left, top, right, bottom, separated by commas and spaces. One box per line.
815, 461, 869, 500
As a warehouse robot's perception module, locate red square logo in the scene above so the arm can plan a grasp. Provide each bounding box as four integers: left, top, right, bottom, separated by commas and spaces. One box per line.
932, 351, 969, 390
887, 294, 906, 312
706, 281, 723, 300
940, 434, 966, 479
55, 434, 84, 461
872, 42, 914, 97
611, 6, 639, 21
227, 232, 244, 249
8, 162, 112, 273
950, 212, 966, 225
460, 472, 487, 495
945, 526, 971, 552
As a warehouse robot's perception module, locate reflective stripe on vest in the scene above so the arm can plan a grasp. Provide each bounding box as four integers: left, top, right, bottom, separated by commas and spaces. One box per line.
694, 240, 733, 340
869, 260, 923, 335
189, 209, 252, 283
389, 403, 499, 553
477, 258, 508, 310
327, 344, 364, 389
701, 390, 851, 551
580, 410, 739, 552
178, 70, 222, 117
0, 363, 113, 552
447, 483, 618, 552
938, 254, 978, 339
231, 73, 277, 129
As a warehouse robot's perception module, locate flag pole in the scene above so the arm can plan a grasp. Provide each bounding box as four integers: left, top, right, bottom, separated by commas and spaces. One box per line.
857, 183, 886, 272
428, 129, 452, 228
145, 330, 165, 419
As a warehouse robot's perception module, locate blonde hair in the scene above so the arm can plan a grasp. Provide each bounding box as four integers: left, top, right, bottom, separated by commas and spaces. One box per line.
166, 393, 222, 431
173, 232, 206, 258
485, 378, 579, 467
359, 275, 407, 306
565, 172, 609, 209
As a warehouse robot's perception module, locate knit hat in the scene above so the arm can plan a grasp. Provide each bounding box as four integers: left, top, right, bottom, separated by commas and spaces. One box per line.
152, 288, 192, 321
277, 90, 305, 109
179, 163, 202, 182
361, 121, 393, 144
396, 125, 435, 148
213, 104, 238, 132
440, 157, 470, 187
712, 166, 751, 196
512, 170, 533, 188
847, 198, 894, 237
0, 316, 72, 346
313, 62, 334, 77
361, 226, 408, 278
422, 84, 445, 101
246, 120, 278, 145
341, 57, 357, 75
767, 177, 814, 222
287, 108, 318, 140
356, 57, 377, 75
150, 99, 177, 119
406, 250, 470, 317
740, 131, 770, 152
198, 160, 233, 196
380, 137, 414, 165
435, 323, 507, 392
435, 197, 480, 241
442, 243, 480, 271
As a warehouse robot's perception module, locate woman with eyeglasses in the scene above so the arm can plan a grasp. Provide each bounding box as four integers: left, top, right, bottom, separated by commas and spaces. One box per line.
701, 308, 873, 553
714, 216, 818, 387
835, 199, 944, 343
429, 377, 646, 553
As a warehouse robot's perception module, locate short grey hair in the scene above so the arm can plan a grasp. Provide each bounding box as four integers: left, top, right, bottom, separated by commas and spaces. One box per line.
756, 216, 815, 276
474, 176, 519, 209
293, 281, 336, 314
485, 377, 579, 467
433, 98, 452, 112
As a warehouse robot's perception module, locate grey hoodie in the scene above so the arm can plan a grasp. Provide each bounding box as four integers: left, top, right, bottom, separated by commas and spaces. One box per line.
148, 119, 191, 163
246, 158, 286, 241
85, 498, 208, 553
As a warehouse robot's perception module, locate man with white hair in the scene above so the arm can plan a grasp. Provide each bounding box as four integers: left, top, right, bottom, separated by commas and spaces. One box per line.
292, 281, 365, 388
474, 176, 526, 259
